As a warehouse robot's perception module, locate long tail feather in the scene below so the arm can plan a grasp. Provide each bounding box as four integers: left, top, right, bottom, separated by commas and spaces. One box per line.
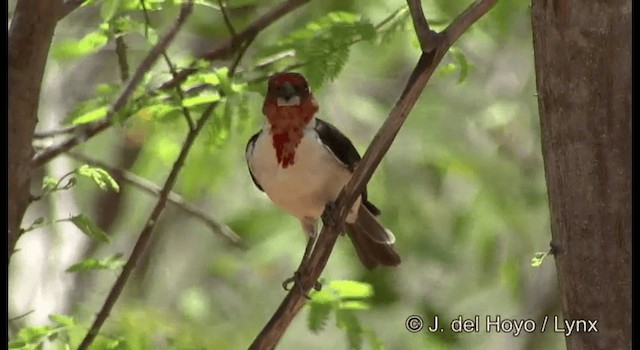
346, 205, 401, 270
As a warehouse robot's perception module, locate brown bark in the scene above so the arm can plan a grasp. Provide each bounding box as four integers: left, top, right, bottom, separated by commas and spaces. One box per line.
9, 0, 64, 259
531, 1, 631, 349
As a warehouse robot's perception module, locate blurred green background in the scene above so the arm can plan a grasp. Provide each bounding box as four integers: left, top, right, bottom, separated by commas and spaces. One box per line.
9, 0, 564, 349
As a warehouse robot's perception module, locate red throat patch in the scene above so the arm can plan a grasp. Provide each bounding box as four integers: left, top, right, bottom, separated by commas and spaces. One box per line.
264, 95, 318, 168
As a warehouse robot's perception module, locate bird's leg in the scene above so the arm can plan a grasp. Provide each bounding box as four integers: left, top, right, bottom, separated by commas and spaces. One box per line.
282, 217, 322, 297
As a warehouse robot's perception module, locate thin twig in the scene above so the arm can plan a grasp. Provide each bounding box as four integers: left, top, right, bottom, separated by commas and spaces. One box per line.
31, 2, 194, 169
407, 0, 440, 52
217, 0, 237, 36
115, 35, 130, 82
249, 0, 497, 348
33, 125, 77, 139
65, 151, 243, 246
139, 0, 195, 129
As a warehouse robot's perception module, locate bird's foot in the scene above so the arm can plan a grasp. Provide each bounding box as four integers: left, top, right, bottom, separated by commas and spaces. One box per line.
282, 271, 322, 299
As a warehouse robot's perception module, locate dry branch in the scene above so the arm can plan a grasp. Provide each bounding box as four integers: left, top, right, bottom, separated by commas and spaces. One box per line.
9, 0, 64, 260
249, 0, 497, 348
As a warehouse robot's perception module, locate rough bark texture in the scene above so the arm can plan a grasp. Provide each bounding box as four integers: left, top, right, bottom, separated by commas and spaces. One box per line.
531, 1, 631, 349
9, 0, 63, 259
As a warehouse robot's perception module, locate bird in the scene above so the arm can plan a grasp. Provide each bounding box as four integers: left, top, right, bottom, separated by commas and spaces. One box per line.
245, 72, 401, 278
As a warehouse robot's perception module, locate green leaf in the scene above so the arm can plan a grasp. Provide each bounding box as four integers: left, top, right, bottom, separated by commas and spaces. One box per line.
8, 339, 26, 349
42, 176, 59, 192
336, 310, 363, 350
72, 106, 109, 125
69, 214, 110, 242
531, 251, 549, 267
66, 254, 126, 272
307, 303, 332, 333
112, 15, 158, 45
18, 325, 51, 342
338, 300, 370, 310
52, 30, 110, 60
260, 11, 376, 88
77, 165, 120, 192
450, 47, 471, 83
182, 92, 221, 107
328, 280, 374, 299
49, 314, 75, 327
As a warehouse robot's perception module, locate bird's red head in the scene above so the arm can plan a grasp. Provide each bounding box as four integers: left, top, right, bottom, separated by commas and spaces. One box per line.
262, 72, 319, 123
262, 72, 319, 168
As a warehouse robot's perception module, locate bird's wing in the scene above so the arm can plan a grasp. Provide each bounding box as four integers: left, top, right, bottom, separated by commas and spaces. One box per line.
314, 118, 362, 171
313, 118, 381, 215
245, 131, 264, 192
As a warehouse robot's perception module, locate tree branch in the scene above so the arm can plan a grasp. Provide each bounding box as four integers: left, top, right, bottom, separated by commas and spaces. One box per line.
31, 2, 194, 169
65, 152, 243, 247
248, 0, 496, 348
9, 0, 64, 260
407, 0, 441, 52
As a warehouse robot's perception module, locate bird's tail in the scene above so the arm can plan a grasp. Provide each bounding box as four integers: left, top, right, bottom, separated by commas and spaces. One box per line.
346, 205, 401, 270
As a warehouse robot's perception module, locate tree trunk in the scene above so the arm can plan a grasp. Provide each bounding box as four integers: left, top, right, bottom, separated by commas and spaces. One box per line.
8, 0, 63, 260
531, 1, 631, 349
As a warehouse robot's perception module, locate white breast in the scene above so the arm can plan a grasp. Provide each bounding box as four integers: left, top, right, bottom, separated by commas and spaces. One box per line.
247, 125, 357, 221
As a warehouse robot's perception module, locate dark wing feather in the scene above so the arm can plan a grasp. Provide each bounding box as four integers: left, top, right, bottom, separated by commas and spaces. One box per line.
314, 118, 380, 215
245, 131, 264, 192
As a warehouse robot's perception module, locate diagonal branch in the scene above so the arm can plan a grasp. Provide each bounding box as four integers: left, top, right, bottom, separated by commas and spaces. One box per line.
407, 0, 441, 52
77, 8, 257, 345
77, 99, 214, 350
65, 152, 243, 247
249, 0, 497, 348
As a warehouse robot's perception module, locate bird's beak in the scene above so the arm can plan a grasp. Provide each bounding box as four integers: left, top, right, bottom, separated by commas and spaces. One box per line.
276, 82, 300, 107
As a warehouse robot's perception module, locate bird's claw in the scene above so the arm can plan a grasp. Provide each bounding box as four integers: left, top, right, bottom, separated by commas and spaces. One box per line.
282, 271, 322, 299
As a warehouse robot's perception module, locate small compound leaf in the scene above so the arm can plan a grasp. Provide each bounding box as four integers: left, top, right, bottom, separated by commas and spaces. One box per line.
70, 214, 110, 242
77, 165, 120, 192
66, 254, 126, 272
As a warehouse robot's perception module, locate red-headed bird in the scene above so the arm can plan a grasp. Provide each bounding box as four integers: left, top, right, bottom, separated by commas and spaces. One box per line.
245, 72, 401, 272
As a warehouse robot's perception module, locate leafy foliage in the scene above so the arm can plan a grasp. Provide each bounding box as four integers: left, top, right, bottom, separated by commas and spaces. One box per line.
260, 11, 376, 89
307, 280, 383, 350
69, 214, 110, 242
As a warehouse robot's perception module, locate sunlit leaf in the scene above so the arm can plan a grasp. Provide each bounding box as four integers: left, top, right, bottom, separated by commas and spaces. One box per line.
182, 92, 221, 107
328, 280, 374, 299
71, 106, 109, 125
338, 300, 370, 310
77, 165, 120, 192
70, 214, 110, 242
17, 325, 51, 342
531, 251, 549, 267
52, 30, 109, 60
49, 314, 75, 327
66, 254, 126, 272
